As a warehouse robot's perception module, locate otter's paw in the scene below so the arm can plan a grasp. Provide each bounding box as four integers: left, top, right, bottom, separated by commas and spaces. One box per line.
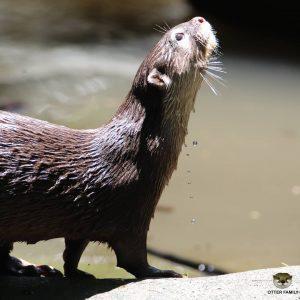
64, 269, 95, 279
0, 256, 63, 277
133, 265, 182, 279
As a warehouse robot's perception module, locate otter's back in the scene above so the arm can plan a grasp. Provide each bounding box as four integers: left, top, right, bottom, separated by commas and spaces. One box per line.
0, 111, 97, 240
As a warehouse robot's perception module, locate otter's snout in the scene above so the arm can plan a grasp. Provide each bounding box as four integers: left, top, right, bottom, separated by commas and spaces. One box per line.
190, 16, 207, 26
195, 17, 205, 24
190, 16, 218, 57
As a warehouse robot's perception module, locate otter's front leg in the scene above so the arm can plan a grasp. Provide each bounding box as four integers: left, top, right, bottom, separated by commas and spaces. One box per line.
112, 233, 182, 279
63, 239, 94, 278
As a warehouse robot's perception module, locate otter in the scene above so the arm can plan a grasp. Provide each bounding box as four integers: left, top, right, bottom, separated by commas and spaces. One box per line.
0, 17, 217, 278
273, 273, 293, 289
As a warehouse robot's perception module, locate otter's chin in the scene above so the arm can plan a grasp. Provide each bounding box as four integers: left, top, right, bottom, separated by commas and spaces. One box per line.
199, 22, 218, 60
194, 35, 218, 70
206, 35, 218, 55
200, 32, 218, 61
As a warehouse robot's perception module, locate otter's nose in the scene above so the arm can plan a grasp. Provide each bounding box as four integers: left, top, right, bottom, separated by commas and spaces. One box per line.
192, 16, 206, 24
198, 17, 205, 24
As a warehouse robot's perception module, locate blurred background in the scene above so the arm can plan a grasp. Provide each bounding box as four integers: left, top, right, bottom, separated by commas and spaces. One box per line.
0, 0, 299, 278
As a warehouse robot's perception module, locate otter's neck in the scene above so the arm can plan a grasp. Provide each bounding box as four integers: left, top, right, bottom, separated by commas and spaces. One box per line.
115, 76, 200, 178
98, 78, 200, 230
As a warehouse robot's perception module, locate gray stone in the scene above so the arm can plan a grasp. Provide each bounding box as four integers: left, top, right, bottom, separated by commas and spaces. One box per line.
89, 266, 300, 300
0, 266, 299, 299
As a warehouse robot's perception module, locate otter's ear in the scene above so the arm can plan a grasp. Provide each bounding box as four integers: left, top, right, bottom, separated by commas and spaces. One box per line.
147, 68, 171, 88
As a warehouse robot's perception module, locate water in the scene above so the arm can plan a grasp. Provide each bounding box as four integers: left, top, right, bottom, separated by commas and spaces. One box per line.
0, 36, 299, 277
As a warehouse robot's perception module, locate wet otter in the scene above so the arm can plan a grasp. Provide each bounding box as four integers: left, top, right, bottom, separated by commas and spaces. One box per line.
0, 17, 218, 278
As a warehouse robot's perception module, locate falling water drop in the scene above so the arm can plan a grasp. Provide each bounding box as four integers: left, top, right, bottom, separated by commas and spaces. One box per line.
291, 186, 300, 195
198, 264, 206, 272
249, 210, 261, 220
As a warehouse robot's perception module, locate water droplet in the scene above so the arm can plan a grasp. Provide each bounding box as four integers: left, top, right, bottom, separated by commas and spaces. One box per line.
249, 210, 261, 220
192, 141, 198, 146
198, 264, 206, 272
191, 218, 196, 223
291, 185, 300, 195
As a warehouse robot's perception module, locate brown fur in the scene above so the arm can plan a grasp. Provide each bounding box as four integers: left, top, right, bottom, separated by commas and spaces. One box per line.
0, 17, 217, 278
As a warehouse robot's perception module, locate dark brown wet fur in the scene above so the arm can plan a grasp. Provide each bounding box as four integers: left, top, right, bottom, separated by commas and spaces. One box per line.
0, 17, 217, 279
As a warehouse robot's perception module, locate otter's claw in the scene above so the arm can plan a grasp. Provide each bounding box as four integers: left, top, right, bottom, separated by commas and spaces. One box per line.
0, 256, 63, 277
35, 264, 63, 277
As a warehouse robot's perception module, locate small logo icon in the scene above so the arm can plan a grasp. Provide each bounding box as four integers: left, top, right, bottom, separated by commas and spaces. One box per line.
273, 273, 292, 289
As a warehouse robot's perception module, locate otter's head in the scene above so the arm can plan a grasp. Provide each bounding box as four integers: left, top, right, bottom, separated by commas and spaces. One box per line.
273, 273, 293, 289
133, 17, 218, 95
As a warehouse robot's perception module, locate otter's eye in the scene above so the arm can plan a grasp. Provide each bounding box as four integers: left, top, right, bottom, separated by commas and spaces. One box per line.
175, 33, 184, 41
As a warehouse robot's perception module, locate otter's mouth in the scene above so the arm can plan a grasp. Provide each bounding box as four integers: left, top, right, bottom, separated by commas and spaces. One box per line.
194, 17, 218, 62
190, 17, 224, 95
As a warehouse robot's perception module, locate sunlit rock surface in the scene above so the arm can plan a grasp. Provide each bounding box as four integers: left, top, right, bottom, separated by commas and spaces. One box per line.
0, 266, 299, 299
89, 266, 300, 300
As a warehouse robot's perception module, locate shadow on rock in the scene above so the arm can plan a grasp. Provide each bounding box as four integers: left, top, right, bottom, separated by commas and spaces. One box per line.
0, 276, 133, 300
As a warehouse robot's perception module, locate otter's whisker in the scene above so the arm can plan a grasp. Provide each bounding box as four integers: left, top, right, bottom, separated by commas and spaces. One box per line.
200, 73, 218, 95
205, 70, 226, 87
205, 66, 226, 73
206, 63, 224, 68
163, 21, 171, 30
207, 62, 223, 67
209, 56, 222, 63
206, 70, 225, 82
211, 47, 221, 56
153, 27, 166, 34
207, 57, 225, 74
154, 24, 168, 33
214, 48, 223, 55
